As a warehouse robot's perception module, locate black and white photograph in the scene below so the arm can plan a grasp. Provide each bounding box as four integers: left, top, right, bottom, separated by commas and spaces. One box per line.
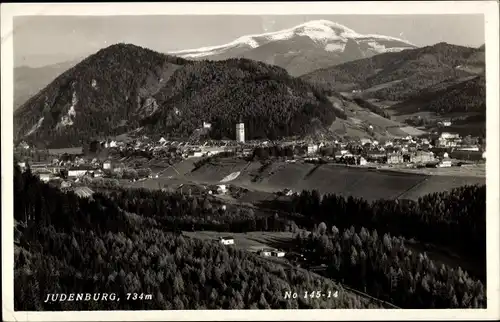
2, 2, 499, 321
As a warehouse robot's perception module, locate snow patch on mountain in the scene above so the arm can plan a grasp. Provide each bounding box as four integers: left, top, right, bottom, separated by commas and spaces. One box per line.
365, 41, 414, 53
26, 117, 44, 136
325, 43, 346, 52
170, 19, 415, 59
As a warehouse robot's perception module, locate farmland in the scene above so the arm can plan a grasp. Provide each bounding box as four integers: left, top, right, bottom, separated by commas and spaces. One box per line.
182, 231, 295, 253
183, 159, 485, 201
122, 158, 485, 202
328, 96, 427, 139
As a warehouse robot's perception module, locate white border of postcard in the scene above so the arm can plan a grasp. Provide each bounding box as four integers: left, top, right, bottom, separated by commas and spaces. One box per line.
2, 1, 499, 321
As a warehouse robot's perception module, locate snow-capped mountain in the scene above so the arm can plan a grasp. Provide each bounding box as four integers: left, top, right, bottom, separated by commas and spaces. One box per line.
169, 20, 417, 76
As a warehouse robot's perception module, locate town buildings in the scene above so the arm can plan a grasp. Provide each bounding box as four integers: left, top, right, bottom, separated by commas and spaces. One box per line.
410, 151, 435, 163
307, 144, 319, 155
438, 132, 461, 147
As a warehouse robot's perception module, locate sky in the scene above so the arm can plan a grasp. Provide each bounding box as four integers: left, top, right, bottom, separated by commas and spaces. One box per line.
14, 14, 485, 67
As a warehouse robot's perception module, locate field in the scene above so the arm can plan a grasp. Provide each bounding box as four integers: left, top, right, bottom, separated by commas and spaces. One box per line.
126, 158, 485, 202
327, 96, 426, 139
383, 163, 485, 178
182, 231, 295, 253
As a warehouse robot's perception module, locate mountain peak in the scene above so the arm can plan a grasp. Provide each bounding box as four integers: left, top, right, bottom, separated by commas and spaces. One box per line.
167, 20, 417, 76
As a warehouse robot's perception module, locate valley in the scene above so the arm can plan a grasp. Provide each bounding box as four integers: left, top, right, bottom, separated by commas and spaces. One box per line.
12, 17, 489, 312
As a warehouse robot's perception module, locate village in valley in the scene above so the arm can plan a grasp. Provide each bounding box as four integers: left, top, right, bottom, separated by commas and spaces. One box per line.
10, 9, 494, 312
15, 117, 486, 214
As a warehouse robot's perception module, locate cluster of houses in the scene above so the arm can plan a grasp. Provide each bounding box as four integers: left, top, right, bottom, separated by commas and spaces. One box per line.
308, 132, 484, 167
17, 156, 127, 186
17, 128, 485, 187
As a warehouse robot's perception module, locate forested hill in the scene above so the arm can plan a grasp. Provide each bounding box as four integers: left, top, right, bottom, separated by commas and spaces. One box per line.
389, 75, 486, 115
14, 165, 486, 309
301, 42, 485, 101
13, 165, 381, 310
14, 43, 338, 148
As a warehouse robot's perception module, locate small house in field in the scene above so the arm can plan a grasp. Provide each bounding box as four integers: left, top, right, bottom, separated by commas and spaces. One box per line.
103, 160, 112, 170
219, 236, 234, 245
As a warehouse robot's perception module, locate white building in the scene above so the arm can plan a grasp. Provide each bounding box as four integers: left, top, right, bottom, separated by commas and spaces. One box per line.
68, 168, 91, 178
187, 151, 204, 158
109, 140, 117, 148
217, 184, 227, 194
219, 236, 235, 245
457, 146, 480, 152
307, 144, 319, 155
439, 159, 452, 168
360, 138, 372, 146
203, 122, 212, 129
236, 123, 245, 143
37, 172, 54, 182
103, 160, 112, 170
60, 181, 72, 188
440, 132, 460, 140
259, 249, 273, 257
359, 157, 368, 166
271, 250, 286, 257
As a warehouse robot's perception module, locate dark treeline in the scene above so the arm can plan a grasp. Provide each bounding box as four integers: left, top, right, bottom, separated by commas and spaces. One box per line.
294, 226, 486, 308
270, 186, 486, 278
391, 75, 485, 116
14, 165, 381, 310
105, 188, 293, 233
